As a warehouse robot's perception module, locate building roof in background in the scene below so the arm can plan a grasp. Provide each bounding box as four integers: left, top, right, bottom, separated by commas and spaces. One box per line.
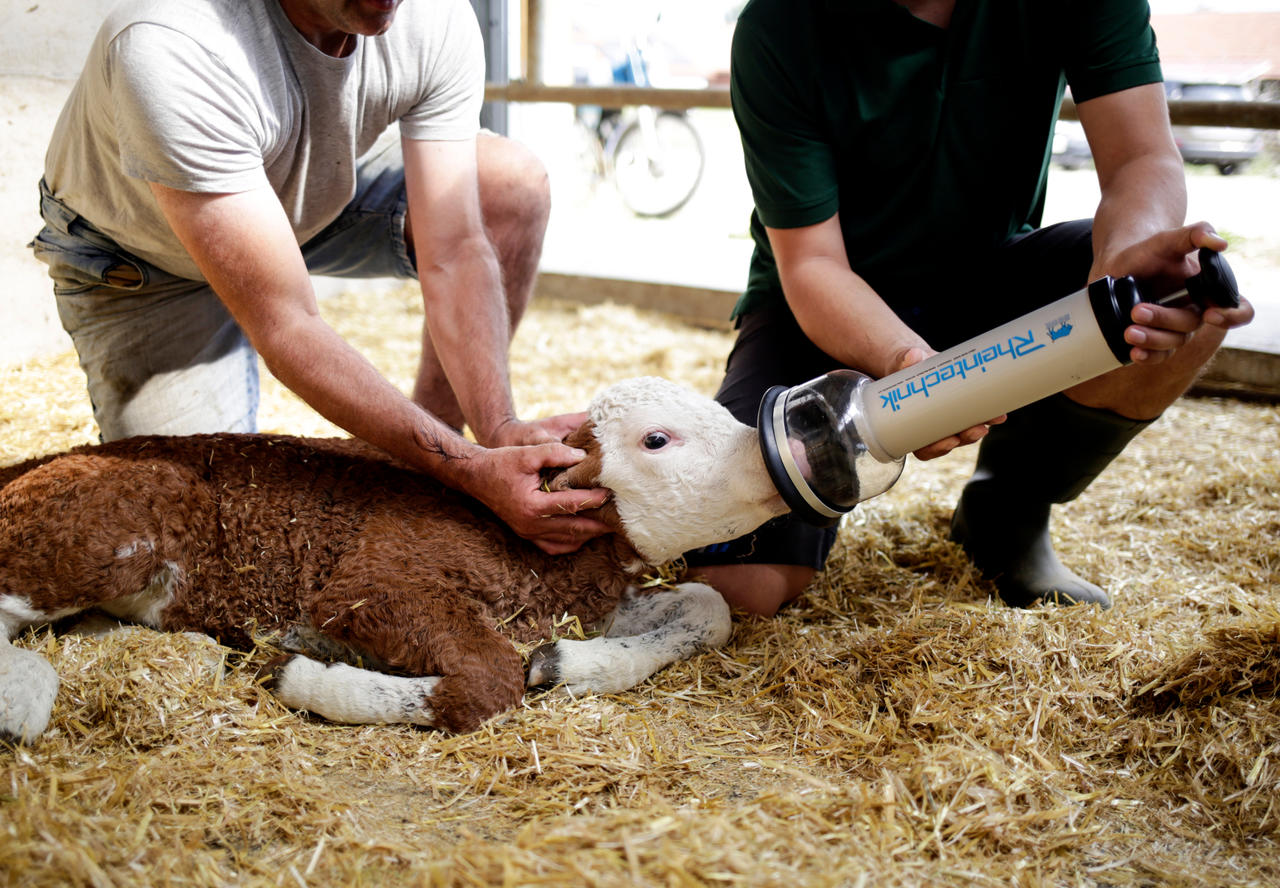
1152, 12, 1280, 82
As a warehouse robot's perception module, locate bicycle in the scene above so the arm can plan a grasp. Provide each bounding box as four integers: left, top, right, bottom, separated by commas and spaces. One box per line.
573, 37, 706, 218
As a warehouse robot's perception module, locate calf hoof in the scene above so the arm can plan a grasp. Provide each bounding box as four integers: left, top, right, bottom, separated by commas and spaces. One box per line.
255, 654, 294, 689
0, 648, 60, 744
526, 643, 561, 689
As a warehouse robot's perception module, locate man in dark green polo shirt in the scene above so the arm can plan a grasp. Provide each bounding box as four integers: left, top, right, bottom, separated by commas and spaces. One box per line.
687, 0, 1254, 615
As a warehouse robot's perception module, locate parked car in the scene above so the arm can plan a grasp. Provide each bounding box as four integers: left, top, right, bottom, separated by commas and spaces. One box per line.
1164, 81, 1265, 176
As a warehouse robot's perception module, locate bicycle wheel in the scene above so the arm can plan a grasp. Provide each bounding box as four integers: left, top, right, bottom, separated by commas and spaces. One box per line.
609, 111, 706, 218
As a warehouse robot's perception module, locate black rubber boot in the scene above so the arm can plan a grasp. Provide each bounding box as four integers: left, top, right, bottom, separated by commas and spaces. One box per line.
950, 394, 1154, 609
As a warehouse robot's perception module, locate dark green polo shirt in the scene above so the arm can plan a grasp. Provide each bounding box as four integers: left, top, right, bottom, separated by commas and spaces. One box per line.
730, 0, 1162, 318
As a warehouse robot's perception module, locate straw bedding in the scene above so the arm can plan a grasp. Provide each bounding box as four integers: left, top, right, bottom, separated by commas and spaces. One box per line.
2, 286, 1277, 887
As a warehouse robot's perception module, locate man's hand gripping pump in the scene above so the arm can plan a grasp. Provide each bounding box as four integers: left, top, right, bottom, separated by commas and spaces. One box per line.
759, 249, 1243, 525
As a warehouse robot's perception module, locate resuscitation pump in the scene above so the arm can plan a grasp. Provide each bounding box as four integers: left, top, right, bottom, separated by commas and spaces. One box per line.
759, 247, 1242, 526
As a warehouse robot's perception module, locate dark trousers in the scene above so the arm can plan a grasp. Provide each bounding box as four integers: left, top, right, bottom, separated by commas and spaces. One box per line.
685, 219, 1095, 570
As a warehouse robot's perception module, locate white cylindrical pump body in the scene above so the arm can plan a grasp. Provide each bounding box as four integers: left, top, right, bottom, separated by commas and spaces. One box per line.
855, 287, 1124, 462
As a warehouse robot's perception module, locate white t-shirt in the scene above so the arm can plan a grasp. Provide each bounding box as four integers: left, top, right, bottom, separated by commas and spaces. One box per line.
44, 0, 484, 280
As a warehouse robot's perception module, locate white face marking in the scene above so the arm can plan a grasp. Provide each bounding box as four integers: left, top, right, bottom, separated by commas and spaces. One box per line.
589, 377, 789, 564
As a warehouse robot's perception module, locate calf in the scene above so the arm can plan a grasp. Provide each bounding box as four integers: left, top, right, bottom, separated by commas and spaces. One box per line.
0, 377, 788, 742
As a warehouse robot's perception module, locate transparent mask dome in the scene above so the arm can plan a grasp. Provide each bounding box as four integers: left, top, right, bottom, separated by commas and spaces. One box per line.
758, 370, 905, 526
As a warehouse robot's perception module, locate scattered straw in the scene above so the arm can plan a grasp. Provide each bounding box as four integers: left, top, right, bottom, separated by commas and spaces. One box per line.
2, 286, 1278, 886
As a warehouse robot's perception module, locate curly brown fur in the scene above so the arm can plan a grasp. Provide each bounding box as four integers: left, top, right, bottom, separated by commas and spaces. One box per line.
2, 434, 642, 646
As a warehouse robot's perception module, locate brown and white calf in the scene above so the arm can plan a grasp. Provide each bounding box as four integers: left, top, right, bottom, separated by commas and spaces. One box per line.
0, 377, 788, 743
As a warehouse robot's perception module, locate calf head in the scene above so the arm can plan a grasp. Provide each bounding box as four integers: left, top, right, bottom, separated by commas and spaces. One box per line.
552, 377, 789, 564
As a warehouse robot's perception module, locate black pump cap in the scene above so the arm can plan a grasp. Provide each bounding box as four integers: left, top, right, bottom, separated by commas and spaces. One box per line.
1186, 247, 1241, 309
1088, 275, 1143, 365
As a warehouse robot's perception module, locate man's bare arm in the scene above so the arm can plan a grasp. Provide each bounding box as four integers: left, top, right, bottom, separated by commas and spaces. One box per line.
148, 181, 609, 552
766, 214, 1000, 460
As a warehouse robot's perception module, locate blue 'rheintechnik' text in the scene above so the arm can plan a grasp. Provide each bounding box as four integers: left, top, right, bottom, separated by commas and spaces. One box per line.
877, 330, 1047, 412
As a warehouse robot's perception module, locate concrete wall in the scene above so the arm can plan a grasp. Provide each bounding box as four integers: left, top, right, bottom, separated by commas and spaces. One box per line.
2, 1, 115, 366
0, 0, 116, 78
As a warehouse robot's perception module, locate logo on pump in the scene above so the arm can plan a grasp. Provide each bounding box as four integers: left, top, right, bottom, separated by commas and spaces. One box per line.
1046, 314, 1073, 342
877, 330, 1046, 412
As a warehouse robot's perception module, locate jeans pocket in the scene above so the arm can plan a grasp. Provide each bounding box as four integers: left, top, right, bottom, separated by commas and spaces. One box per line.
30, 224, 145, 296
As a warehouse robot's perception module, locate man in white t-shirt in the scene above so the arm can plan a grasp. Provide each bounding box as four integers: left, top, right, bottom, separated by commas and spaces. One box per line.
32, 0, 611, 554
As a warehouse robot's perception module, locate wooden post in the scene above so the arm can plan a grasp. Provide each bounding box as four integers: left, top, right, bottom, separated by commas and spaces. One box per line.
469, 0, 508, 134
525, 0, 543, 85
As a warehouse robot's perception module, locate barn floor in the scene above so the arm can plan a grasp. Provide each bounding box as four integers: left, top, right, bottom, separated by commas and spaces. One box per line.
2, 287, 1279, 887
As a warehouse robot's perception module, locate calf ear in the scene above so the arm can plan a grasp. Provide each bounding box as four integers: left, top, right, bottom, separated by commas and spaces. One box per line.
547, 421, 603, 491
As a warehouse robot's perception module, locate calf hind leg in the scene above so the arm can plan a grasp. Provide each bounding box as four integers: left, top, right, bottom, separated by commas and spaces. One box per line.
267, 610, 525, 733
0, 455, 202, 743
263, 655, 442, 726
0, 635, 59, 744
298, 553, 527, 732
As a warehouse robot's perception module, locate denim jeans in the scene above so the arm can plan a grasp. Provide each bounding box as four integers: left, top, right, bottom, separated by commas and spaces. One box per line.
30, 135, 415, 441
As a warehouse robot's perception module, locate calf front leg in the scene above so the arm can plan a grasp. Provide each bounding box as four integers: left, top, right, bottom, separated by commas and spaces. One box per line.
284, 547, 525, 732
263, 656, 442, 726
526, 582, 731, 695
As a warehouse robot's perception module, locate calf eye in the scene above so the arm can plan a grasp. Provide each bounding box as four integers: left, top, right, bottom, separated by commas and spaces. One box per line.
642, 431, 670, 450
